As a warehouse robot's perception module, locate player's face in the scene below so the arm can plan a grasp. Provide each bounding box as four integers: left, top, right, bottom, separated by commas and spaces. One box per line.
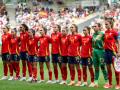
83, 28, 88, 35
40, 28, 45, 35
70, 25, 77, 33
19, 25, 25, 32
105, 21, 111, 29
53, 25, 58, 33
28, 30, 33, 37
93, 24, 99, 32
62, 28, 67, 35
11, 30, 16, 36
3, 27, 8, 34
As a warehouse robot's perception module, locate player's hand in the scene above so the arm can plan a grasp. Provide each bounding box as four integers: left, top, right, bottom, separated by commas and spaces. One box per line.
117, 53, 120, 57
58, 55, 62, 63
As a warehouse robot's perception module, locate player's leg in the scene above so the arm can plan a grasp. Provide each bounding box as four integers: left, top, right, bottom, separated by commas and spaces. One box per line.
88, 58, 95, 87
68, 57, 76, 86
45, 56, 53, 84
59, 56, 68, 85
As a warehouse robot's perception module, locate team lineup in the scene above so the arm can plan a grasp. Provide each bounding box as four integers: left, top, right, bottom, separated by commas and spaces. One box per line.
1, 18, 120, 89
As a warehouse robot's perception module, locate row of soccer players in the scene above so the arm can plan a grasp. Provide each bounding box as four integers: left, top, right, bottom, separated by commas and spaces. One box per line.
1, 20, 120, 89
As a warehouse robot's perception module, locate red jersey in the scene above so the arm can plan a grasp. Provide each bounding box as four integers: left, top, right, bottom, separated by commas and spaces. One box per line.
51, 32, 61, 54
9, 36, 19, 54
20, 32, 29, 52
2, 33, 11, 54
27, 36, 39, 56
104, 29, 118, 52
60, 35, 69, 56
80, 35, 92, 58
38, 35, 51, 56
68, 34, 82, 56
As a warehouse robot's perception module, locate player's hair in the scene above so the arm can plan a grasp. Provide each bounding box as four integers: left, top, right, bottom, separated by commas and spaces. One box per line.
96, 23, 101, 28
42, 26, 47, 35
62, 26, 68, 32
71, 24, 78, 33
13, 28, 17, 33
84, 26, 91, 35
30, 29, 35, 36
5, 26, 10, 31
21, 24, 29, 31
106, 19, 113, 28
56, 24, 61, 32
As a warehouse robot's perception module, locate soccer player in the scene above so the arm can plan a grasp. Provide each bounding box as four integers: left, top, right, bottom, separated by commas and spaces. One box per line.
37, 26, 52, 84
27, 29, 38, 82
0, 26, 13, 80
19, 24, 32, 81
51, 24, 62, 83
104, 20, 120, 89
9, 28, 20, 80
59, 26, 69, 85
67, 24, 82, 86
80, 26, 94, 87
92, 23, 108, 88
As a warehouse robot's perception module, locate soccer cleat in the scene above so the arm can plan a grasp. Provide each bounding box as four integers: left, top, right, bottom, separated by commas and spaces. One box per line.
75, 81, 82, 86
30, 79, 37, 83
37, 80, 45, 83
68, 81, 75, 86
8, 76, 14, 81
20, 77, 26, 81
89, 82, 95, 87
59, 80, 67, 85
46, 80, 53, 84
92, 83, 99, 88
103, 83, 112, 89
52, 80, 60, 84
80, 82, 88, 87
26, 77, 33, 82
14, 76, 21, 80
115, 85, 120, 89
0, 76, 8, 80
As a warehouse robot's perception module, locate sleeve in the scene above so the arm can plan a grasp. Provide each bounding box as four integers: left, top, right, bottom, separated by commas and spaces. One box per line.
113, 30, 118, 40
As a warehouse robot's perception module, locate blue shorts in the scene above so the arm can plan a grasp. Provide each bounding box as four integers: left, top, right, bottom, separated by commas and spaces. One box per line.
28, 55, 38, 62
20, 52, 28, 60
81, 57, 93, 66
52, 54, 61, 63
10, 54, 20, 61
38, 56, 50, 62
2, 53, 10, 61
61, 56, 68, 63
104, 49, 114, 64
68, 56, 80, 64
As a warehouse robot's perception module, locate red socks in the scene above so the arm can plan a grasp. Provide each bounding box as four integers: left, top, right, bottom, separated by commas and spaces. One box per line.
89, 67, 94, 82
82, 66, 87, 82
54, 65, 58, 80
77, 68, 81, 81
15, 62, 20, 77
22, 60, 26, 77
27, 61, 32, 77
61, 66, 67, 81
8, 63, 13, 76
40, 69, 44, 80
107, 66, 112, 85
49, 71, 52, 80
69, 65, 75, 81
33, 67, 37, 80
115, 71, 120, 85
62, 66, 67, 81
3, 63, 8, 76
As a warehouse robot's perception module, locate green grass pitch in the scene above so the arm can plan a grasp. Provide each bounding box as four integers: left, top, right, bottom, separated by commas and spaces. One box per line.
0, 60, 117, 90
